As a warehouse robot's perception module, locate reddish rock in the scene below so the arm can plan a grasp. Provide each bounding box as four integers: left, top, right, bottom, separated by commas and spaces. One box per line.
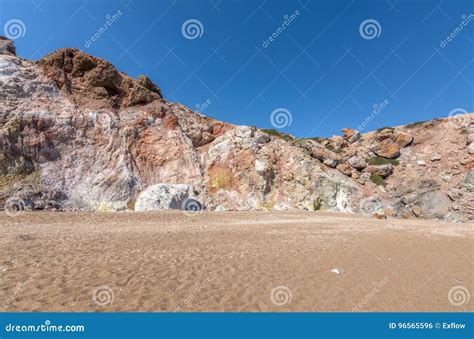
336, 163, 352, 176
374, 139, 400, 159
392, 132, 413, 148
365, 164, 393, 178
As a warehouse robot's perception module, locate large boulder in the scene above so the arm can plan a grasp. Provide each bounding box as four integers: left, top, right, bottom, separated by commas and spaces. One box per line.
415, 191, 451, 219
134, 184, 191, 211
467, 143, 474, 155
392, 132, 413, 147
365, 164, 393, 178
347, 156, 366, 170
374, 139, 400, 159
341, 128, 361, 143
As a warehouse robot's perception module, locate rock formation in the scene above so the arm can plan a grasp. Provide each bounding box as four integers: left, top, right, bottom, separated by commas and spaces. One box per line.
0, 37, 473, 221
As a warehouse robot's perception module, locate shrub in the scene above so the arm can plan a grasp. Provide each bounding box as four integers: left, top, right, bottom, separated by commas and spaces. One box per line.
325, 144, 342, 153
366, 156, 399, 166
261, 129, 293, 141
406, 120, 427, 128
370, 174, 386, 186
313, 197, 323, 211
209, 166, 234, 192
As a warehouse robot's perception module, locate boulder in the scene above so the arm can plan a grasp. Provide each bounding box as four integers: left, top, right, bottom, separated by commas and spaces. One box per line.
300, 140, 342, 163
430, 153, 442, 162
336, 163, 352, 176
374, 139, 400, 159
465, 170, 474, 194
365, 164, 393, 178
341, 128, 361, 143
375, 128, 394, 141
415, 191, 451, 219
347, 156, 366, 170
135, 184, 191, 211
324, 158, 338, 168
468, 133, 474, 144
392, 132, 413, 147
467, 143, 474, 155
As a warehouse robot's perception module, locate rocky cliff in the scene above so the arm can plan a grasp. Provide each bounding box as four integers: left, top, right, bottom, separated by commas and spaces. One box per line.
1, 37, 473, 221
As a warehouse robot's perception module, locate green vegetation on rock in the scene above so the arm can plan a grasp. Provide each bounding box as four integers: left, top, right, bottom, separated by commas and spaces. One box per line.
312, 197, 323, 211
366, 156, 399, 166
406, 120, 427, 128
261, 129, 293, 141
370, 174, 386, 186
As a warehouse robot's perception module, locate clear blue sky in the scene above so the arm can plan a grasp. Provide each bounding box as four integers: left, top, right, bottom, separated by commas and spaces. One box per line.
1, 0, 473, 137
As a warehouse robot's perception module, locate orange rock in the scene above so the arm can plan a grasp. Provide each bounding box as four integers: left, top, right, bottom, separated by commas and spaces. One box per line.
374, 139, 400, 159
342, 128, 357, 139
392, 132, 413, 147
163, 115, 178, 129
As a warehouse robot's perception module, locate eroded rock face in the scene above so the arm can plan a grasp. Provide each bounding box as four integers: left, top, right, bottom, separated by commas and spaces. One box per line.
37, 48, 163, 110
1, 37, 473, 221
0, 36, 15, 56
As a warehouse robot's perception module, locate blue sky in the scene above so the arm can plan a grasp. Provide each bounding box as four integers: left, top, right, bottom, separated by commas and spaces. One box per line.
1, 0, 473, 137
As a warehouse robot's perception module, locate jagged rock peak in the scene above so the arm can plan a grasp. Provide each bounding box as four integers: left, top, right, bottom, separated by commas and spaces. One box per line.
37, 47, 163, 110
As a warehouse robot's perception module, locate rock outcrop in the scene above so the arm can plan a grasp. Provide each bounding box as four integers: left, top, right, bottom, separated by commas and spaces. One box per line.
135, 184, 191, 211
0, 37, 473, 221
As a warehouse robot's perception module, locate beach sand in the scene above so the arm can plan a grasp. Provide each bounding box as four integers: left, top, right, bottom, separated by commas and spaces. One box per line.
0, 211, 472, 312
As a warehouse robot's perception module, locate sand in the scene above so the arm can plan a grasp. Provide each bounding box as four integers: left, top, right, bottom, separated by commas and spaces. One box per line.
0, 211, 472, 312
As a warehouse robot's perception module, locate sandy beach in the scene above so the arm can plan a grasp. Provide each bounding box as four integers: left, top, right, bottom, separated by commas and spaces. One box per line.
0, 211, 472, 312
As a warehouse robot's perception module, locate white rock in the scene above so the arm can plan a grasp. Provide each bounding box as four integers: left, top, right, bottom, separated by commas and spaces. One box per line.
416, 160, 426, 166
331, 268, 345, 275
255, 160, 266, 173
467, 143, 474, 155
135, 184, 191, 211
